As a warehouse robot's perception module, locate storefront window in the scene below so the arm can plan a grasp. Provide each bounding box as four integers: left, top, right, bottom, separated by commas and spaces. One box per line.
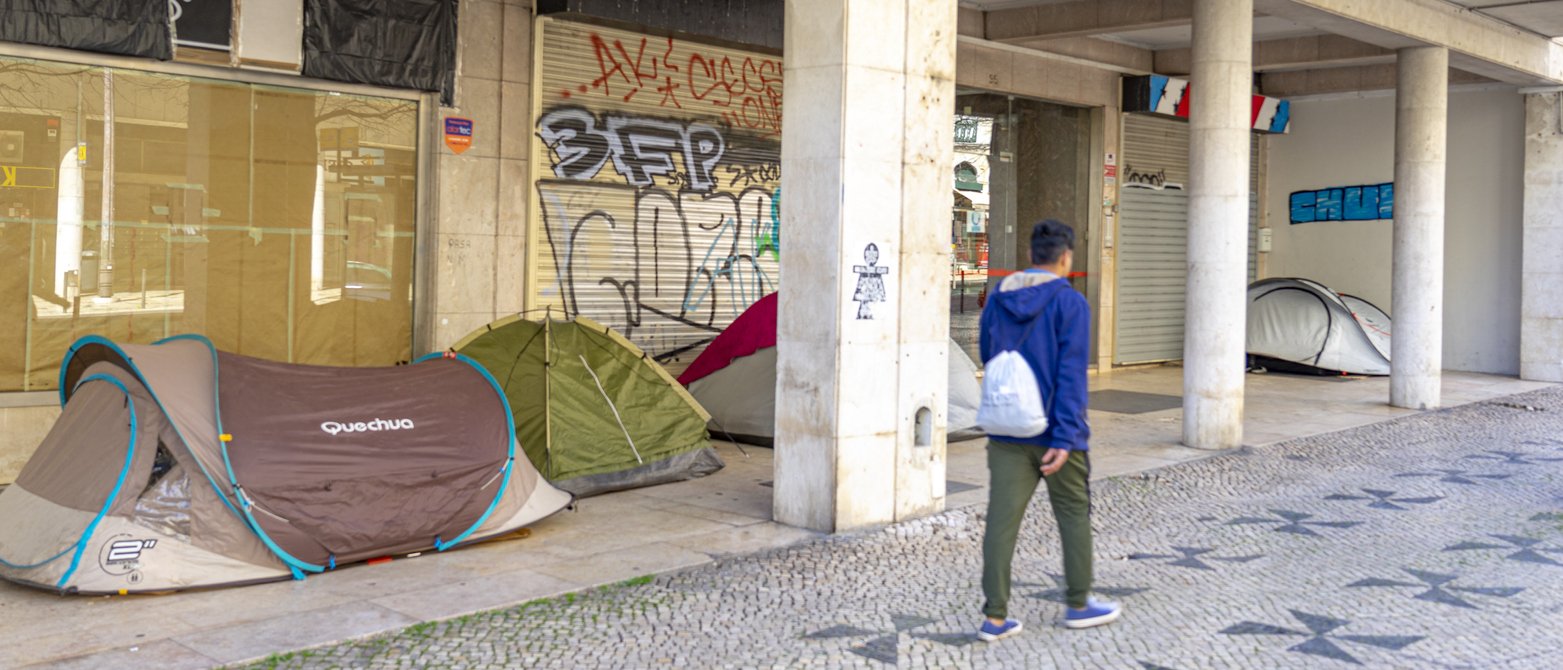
950, 116, 992, 362
951, 93, 1093, 365
0, 56, 419, 392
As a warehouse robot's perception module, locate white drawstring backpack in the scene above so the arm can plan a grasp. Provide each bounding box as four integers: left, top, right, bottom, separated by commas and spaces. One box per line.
976, 308, 1050, 438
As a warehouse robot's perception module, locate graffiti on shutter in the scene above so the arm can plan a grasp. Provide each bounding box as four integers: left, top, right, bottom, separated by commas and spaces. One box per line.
532, 19, 782, 373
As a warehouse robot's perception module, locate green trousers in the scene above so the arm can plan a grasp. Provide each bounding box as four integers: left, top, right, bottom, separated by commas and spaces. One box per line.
981, 439, 1094, 617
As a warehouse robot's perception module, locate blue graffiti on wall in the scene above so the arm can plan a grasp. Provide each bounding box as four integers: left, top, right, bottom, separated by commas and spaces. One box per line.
1290, 183, 1394, 224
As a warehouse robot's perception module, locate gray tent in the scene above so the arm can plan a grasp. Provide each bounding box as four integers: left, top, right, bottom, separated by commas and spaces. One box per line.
685, 341, 983, 445
1247, 278, 1392, 376
677, 293, 984, 444
0, 335, 571, 594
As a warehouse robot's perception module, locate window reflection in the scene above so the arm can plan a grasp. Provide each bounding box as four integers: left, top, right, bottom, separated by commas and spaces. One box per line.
0, 57, 419, 392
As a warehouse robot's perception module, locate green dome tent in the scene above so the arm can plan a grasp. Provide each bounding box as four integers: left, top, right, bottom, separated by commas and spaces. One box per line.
453, 315, 721, 497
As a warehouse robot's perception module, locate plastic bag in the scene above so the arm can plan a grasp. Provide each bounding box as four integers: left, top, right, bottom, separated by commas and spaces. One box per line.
976, 350, 1048, 438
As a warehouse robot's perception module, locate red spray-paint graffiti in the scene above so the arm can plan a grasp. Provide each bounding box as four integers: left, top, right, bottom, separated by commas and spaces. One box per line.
561, 32, 783, 137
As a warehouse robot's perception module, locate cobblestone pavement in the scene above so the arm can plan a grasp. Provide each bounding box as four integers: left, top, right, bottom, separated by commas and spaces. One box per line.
245, 388, 1563, 669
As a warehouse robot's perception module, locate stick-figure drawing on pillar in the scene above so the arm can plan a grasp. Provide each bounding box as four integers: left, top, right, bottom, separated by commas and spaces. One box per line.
852, 243, 889, 320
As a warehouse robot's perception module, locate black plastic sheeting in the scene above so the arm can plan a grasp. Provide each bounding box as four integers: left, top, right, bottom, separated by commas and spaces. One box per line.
0, 0, 172, 60
303, 0, 457, 104
539, 0, 782, 51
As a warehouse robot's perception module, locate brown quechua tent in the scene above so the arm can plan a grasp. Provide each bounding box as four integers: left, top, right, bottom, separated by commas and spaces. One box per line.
0, 335, 571, 594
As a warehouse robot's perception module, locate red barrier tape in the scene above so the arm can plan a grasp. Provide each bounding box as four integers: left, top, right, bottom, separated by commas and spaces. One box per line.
983, 269, 1088, 279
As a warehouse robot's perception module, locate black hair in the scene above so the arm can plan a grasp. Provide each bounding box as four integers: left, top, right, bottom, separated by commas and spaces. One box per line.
1030, 219, 1076, 265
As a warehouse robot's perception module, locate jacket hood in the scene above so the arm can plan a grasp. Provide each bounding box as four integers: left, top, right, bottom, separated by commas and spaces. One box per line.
991, 275, 1069, 322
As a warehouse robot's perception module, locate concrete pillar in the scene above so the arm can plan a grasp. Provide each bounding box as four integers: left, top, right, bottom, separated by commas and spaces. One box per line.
775, 0, 956, 532
1182, 0, 1252, 449
1522, 91, 1563, 382
1390, 47, 1447, 410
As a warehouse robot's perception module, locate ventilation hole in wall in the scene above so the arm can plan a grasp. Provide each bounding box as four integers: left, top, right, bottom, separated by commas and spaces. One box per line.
914, 406, 933, 447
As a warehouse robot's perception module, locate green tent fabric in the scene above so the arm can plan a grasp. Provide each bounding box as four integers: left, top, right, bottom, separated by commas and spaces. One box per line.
453, 315, 721, 497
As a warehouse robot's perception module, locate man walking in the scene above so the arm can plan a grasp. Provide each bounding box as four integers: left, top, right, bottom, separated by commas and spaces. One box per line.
976, 219, 1119, 642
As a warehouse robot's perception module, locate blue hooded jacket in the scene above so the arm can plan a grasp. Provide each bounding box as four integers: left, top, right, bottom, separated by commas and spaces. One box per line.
978, 272, 1092, 451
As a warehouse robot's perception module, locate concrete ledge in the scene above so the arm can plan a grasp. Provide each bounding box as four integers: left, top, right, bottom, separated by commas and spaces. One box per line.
1256, 0, 1563, 85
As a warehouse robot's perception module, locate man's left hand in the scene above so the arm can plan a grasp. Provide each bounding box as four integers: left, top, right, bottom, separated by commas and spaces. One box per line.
1040, 447, 1069, 476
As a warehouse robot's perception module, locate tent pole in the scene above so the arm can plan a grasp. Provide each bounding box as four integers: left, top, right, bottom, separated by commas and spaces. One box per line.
579, 354, 643, 464
708, 418, 750, 459
543, 317, 554, 477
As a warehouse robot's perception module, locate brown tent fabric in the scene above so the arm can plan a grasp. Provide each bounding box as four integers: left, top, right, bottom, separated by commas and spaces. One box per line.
219, 353, 512, 566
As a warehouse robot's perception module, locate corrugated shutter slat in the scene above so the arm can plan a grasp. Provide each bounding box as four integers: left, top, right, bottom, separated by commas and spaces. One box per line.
1115, 114, 1260, 365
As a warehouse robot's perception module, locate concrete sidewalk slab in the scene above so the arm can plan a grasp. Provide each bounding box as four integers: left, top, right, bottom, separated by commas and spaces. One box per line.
665, 522, 822, 558
37, 640, 213, 670
371, 568, 582, 622
532, 542, 711, 585
171, 602, 417, 666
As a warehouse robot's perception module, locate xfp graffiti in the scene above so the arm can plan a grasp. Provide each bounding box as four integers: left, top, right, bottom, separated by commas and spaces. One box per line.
538, 107, 727, 191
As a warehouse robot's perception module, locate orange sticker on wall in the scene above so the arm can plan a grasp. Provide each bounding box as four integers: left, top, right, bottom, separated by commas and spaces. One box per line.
444, 117, 473, 154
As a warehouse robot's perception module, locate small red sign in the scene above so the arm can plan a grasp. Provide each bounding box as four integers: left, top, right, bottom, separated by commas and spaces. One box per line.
444, 117, 473, 155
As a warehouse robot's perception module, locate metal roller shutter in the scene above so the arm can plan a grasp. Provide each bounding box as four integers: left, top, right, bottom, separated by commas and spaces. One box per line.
1249, 138, 1260, 282
1114, 114, 1260, 365
528, 18, 783, 374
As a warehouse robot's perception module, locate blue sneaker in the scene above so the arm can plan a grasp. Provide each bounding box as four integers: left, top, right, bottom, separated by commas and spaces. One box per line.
977, 618, 1023, 642
1064, 598, 1121, 629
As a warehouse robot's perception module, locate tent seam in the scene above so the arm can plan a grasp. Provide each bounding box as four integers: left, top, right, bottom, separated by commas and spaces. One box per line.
60, 336, 243, 520
155, 334, 326, 575
413, 352, 517, 551
54, 373, 139, 590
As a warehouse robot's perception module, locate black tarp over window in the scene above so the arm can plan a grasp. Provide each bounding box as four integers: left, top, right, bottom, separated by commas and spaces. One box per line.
303, 0, 457, 104
0, 0, 172, 59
